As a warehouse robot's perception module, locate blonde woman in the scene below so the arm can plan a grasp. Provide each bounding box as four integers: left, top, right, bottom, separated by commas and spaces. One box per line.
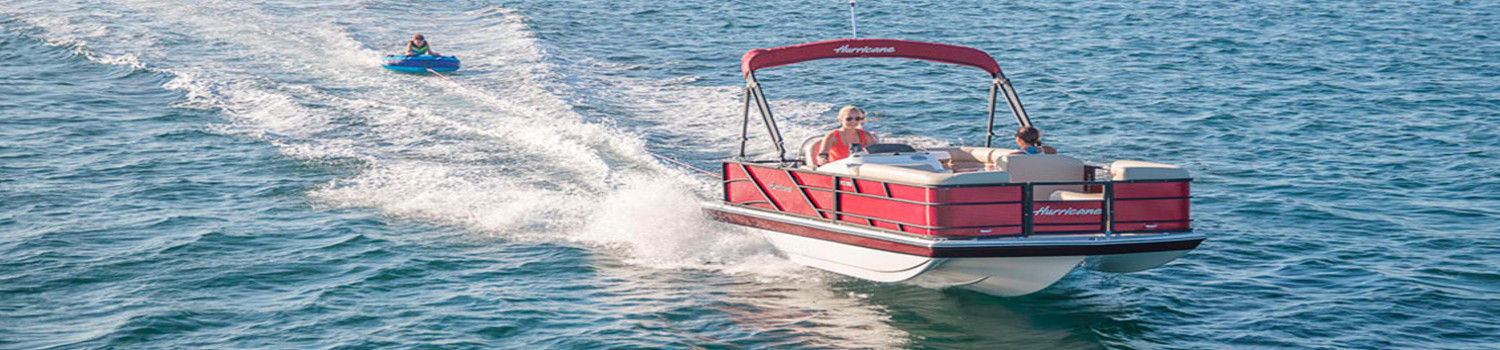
813, 106, 879, 167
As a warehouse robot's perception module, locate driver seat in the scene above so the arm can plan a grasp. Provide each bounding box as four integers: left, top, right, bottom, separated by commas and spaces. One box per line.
799, 135, 824, 169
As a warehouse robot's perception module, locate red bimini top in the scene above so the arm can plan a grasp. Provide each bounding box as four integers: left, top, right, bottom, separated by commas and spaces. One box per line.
741, 38, 1002, 78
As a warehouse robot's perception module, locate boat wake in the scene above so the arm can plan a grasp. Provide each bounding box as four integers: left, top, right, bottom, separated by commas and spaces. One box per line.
0, 1, 818, 276
2, 3, 929, 342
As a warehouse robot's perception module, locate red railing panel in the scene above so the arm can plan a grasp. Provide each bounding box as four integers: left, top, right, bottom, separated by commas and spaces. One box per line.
724, 164, 776, 210
933, 203, 1023, 227
1113, 198, 1189, 221
1114, 181, 1189, 199
886, 183, 928, 203
792, 172, 834, 188
744, 166, 820, 217
840, 193, 928, 225
932, 186, 1023, 203
791, 172, 837, 218
853, 179, 889, 197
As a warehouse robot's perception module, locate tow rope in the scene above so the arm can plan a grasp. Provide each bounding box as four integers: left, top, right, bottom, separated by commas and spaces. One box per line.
646, 151, 718, 178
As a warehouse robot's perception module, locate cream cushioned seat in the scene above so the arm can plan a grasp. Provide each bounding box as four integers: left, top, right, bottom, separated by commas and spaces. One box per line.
1049, 160, 1190, 201
852, 163, 1009, 186
960, 147, 1019, 165
800, 136, 824, 169
999, 154, 1087, 200
1109, 160, 1190, 180
1049, 190, 1104, 201
929, 147, 1018, 172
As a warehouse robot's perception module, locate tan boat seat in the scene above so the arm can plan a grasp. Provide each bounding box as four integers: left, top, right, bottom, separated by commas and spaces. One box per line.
1109, 160, 1190, 180
852, 163, 1009, 186
929, 147, 1018, 171
1049, 190, 1104, 201
999, 154, 1087, 200
1051, 160, 1189, 201
800, 136, 824, 169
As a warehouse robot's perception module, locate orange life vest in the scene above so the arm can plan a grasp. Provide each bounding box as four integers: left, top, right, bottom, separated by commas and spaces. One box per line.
827, 129, 872, 163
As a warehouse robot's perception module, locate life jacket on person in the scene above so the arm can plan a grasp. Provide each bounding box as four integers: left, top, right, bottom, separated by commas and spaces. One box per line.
826, 129, 873, 163
1011, 143, 1056, 155
408, 41, 429, 56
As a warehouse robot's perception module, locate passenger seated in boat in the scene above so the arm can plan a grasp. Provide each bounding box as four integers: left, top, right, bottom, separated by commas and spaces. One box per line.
813, 106, 879, 167
1009, 126, 1057, 155
405, 34, 441, 57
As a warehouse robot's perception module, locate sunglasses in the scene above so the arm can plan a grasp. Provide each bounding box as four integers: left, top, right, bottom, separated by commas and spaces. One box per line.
845, 116, 865, 121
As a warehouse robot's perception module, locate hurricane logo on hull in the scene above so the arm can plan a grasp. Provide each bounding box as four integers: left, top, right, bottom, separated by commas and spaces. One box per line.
766, 183, 798, 193
1033, 206, 1103, 216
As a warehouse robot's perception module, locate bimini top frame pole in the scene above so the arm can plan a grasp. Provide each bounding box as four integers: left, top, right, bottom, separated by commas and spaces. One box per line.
743, 72, 788, 162
737, 38, 1033, 159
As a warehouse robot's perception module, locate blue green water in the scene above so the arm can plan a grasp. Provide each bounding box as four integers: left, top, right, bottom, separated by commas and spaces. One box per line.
3, 0, 1498, 348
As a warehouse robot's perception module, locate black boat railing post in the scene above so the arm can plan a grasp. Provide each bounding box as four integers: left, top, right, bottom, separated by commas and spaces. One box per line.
832, 175, 843, 221
1104, 181, 1115, 236
1022, 184, 1034, 237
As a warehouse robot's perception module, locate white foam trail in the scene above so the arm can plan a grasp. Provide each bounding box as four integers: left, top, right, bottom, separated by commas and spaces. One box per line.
5, 1, 918, 342
5, 0, 809, 274
578, 174, 800, 274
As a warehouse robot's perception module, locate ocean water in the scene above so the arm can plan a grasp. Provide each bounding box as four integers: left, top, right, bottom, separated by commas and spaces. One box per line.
2, 0, 1497, 348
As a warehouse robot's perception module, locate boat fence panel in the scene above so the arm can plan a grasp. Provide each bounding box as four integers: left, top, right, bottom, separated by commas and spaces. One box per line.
1030, 200, 1107, 234
723, 163, 775, 210
789, 171, 837, 219
1110, 181, 1191, 232
743, 165, 820, 217
931, 186, 1022, 203
720, 161, 1192, 238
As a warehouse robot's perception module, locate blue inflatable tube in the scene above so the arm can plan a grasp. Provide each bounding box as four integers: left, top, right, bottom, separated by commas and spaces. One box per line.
381, 55, 461, 73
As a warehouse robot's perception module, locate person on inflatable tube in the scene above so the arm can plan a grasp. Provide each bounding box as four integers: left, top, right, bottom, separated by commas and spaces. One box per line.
405, 34, 442, 57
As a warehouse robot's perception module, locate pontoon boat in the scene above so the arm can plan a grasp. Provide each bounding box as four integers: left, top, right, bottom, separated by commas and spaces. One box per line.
705, 39, 1203, 296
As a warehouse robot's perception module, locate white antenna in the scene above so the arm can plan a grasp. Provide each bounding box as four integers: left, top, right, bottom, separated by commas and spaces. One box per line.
848, 0, 858, 38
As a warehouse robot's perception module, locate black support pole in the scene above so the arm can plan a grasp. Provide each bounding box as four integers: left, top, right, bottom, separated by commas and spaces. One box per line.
985, 79, 999, 147
748, 83, 787, 162
739, 87, 752, 159
998, 76, 1032, 128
